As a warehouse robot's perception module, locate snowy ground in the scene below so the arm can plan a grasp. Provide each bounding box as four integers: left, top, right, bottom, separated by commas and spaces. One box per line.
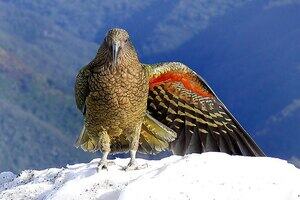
1, 153, 300, 200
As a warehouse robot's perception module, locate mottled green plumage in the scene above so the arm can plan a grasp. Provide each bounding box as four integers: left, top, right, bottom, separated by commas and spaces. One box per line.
75, 28, 265, 170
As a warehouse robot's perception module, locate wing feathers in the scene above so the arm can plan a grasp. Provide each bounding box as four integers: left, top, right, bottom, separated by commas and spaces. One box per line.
145, 62, 265, 157
75, 65, 91, 114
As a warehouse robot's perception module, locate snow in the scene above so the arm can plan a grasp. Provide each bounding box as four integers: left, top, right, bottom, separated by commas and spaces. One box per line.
1, 153, 300, 200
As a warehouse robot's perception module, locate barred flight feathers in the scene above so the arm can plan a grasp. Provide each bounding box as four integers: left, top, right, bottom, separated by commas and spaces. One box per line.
144, 62, 265, 157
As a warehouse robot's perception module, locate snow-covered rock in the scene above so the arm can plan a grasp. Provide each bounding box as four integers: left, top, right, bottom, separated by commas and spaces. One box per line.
1, 153, 300, 200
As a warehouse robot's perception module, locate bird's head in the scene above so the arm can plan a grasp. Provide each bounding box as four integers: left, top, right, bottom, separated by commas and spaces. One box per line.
103, 28, 137, 66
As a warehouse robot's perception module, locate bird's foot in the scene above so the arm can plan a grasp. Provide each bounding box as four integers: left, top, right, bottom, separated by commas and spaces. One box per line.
123, 160, 148, 171
97, 160, 115, 172
97, 160, 108, 171
123, 160, 138, 171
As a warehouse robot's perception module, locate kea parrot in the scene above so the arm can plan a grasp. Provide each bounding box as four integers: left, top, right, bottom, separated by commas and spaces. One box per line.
75, 28, 265, 171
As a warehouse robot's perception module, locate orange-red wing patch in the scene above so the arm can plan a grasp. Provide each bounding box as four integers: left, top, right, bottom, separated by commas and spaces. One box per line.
149, 72, 213, 98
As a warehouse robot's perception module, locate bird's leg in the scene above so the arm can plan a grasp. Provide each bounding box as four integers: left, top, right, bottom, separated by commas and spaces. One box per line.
124, 123, 147, 171
97, 151, 109, 171
124, 147, 148, 171
126, 149, 138, 169
97, 130, 111, 171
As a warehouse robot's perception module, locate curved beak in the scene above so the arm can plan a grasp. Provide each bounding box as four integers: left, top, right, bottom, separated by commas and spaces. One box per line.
112, 41, 120, 66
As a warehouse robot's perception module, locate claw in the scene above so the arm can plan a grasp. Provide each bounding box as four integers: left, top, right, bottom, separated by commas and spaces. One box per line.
97, 160, 108, 172
97, 160, 115, 172
123, 160, 138, 171
123, 161, 148, 171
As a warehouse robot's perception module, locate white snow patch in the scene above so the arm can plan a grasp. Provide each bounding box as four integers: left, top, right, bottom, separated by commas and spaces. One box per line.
1, 153, 300, 200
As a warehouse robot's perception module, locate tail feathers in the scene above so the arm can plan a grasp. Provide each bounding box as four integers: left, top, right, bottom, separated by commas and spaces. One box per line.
75, 125, 98, 152
75, 125, 86, 148
139, 113, 177, 154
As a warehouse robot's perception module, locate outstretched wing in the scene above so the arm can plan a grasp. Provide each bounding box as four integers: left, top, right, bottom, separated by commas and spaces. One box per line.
144, 62, 265, 156
75, 65, 91, 114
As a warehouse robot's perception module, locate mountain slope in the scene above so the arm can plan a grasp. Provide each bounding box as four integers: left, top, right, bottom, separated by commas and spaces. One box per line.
0, 99, 87, 172
0, 0, 159, 173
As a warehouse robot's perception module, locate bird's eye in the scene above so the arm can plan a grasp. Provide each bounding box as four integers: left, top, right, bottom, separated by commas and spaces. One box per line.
125, 39, 128, 43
